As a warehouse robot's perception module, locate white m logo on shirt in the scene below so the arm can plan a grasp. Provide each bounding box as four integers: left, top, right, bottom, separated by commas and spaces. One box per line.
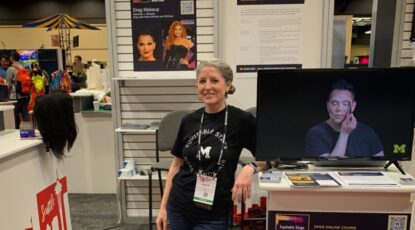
200, 146, 212, 159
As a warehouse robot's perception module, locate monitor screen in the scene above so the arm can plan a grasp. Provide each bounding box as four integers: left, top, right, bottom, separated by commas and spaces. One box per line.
256, 68, 415, 162
38, 49, 60, 74
17, 49, 38, 67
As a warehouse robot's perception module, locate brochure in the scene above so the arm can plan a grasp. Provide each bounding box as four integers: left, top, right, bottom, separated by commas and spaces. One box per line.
335, 171, 398, 186
285, 172, 341, 187
260, 170, 282, 183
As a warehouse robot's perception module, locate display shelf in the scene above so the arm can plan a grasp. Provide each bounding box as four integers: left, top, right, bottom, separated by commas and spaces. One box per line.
0, 105, 14, 111
112, 75, 195, 81
118, 172, 167, 181
0, 130, 43, 160
0, 101, 16, 105
115, 127, 156, 134
81, 109, 112, 114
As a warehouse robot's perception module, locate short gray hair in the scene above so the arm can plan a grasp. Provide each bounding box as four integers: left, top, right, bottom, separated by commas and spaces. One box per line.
196, 59, 236, 95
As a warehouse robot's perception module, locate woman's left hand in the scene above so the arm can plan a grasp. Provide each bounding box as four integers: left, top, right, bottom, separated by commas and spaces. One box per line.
232, 165, 255, 202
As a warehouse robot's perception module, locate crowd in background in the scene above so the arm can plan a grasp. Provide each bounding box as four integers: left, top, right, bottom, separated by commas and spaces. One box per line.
0, 52, 88, 129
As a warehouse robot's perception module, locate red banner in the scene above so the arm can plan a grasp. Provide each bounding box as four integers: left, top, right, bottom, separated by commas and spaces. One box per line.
36, 177, 68, 230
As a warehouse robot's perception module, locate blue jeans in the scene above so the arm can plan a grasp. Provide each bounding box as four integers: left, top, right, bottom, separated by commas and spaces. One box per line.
167, 203, 229, 230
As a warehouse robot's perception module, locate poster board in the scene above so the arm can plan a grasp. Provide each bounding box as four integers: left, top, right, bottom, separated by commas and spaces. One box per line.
130, 0, 197, 72
236, 0, 305, 73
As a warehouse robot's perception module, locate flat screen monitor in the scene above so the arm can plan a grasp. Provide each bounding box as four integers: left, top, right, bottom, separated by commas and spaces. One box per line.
256, 68, 415, 164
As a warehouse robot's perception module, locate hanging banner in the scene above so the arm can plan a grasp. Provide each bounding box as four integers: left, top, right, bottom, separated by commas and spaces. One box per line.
269, 211, 411, 230
236, 1, 304, 73
130, 0, 197, 72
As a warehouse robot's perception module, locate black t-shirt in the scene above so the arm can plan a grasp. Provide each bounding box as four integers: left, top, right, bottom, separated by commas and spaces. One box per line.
305, 121, 383, 157
169, 105, 256, 220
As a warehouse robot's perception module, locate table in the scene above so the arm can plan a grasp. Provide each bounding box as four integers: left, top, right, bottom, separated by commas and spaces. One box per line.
0, 130, 72, 229
259, 167, 415, 230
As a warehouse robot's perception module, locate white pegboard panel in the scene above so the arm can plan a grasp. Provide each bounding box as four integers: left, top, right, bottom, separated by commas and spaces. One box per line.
111, 0, 217, 221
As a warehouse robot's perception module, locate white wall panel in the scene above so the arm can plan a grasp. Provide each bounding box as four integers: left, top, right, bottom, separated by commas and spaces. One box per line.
115, 2, 130, 10
110, 0, 218, 220
117, 45, 133, 54
116, 19, 132, 28
117, 28, 132, 36
399, 1, 414, 67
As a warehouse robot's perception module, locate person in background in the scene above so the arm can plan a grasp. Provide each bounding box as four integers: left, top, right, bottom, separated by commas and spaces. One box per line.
73, 55, 86, 77
34, 62, 51, 94
305, 79, 384, 158
156, 60, 267, 230
6, 51, 30, 128
72, 55, 87, 91
163, 20, 195, 70
28, 62, 46, 112
0, 55, 10, 84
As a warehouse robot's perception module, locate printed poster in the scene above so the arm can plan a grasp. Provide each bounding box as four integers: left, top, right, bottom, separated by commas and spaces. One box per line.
130, 0, 197, 72
269, 211, 410, 230
236, 0, 304, 73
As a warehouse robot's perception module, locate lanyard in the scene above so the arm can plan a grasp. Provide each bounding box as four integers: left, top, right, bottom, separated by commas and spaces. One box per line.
185, 106, 228, 176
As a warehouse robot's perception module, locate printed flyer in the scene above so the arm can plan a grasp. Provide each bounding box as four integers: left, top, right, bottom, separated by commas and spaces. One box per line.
236, 0, 304, 73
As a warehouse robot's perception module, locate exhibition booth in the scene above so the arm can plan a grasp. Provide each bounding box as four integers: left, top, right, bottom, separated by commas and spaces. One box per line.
0, 0, 415, 229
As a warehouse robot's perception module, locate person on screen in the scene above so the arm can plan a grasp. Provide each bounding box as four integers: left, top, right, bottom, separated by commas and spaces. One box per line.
163, 20, 195, 70
136, 30, 157, 62
305, 79, 384, 158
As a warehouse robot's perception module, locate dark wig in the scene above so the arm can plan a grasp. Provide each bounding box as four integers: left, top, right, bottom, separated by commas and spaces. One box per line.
33, 92, 78, 159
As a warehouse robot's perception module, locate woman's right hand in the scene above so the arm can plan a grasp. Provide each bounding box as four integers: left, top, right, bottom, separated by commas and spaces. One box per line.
341, 112, 357, 134
156, 207, 168, 230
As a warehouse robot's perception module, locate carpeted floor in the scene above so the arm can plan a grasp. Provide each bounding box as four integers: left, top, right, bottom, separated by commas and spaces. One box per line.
69, 193, 147, 230
69, 193, 245, 230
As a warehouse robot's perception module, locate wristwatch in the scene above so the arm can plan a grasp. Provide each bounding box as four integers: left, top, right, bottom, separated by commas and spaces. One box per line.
247, 162, 258, 174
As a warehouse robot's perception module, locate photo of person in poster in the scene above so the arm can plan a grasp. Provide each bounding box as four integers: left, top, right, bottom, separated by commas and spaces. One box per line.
136, 29, 157, 61
133, 27, 162, 71
163, 20, 196, 70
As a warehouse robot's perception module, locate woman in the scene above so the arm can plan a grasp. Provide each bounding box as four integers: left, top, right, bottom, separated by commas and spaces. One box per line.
156, 60, 266, 230
164, 21, 195, 70
137, 30, 157, 61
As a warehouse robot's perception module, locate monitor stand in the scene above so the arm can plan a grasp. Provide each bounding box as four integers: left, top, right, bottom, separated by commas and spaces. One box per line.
384, 161, 406, 175
273, 160, 309, 170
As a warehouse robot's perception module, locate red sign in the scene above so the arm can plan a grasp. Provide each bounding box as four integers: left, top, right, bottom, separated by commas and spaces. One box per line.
36, 177, 68, 230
